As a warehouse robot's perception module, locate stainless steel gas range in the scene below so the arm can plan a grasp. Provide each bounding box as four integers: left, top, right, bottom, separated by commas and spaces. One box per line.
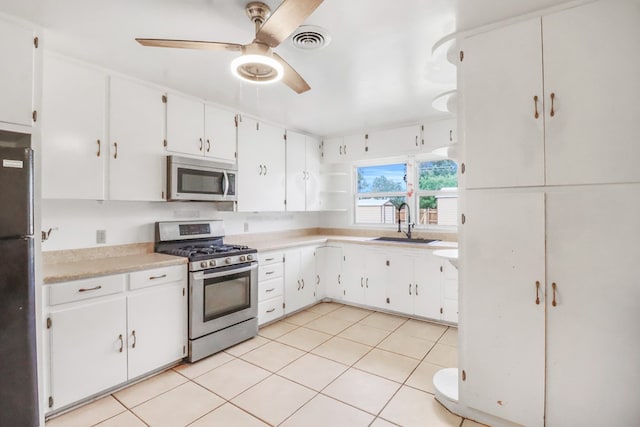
155, 220, 258, 362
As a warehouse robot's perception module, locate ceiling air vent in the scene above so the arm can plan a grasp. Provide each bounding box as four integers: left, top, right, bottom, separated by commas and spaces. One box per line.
291, 25, 331, 50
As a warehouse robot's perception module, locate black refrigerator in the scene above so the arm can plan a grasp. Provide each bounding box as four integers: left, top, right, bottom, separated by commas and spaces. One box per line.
0, 146, 39, 426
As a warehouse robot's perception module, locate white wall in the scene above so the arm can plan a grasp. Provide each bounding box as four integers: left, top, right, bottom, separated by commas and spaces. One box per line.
41, 199, 319, 251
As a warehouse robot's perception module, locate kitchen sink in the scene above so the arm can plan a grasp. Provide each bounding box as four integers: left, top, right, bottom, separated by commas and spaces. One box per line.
373, 237, 439, 244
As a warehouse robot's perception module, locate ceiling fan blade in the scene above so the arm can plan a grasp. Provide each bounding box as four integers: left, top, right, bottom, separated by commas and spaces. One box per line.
136, 38, 243, 52
256, 0, 324, 48
273, 53, 310, 94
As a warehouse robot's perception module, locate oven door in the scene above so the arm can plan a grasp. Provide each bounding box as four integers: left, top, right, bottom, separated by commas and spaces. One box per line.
190, 262, 258, 339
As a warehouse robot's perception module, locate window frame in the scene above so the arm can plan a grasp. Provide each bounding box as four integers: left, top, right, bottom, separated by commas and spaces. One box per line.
353, 161, 408, 226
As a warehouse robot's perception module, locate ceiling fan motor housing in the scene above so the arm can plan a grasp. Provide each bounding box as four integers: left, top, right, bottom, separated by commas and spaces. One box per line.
233, 42, 283, 83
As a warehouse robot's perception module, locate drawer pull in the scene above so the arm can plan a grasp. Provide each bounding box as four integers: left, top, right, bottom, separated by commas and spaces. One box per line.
118, 334, 123, 353
265, 257, 274, 261
265, 271, 275, 275
266, 308, 276, 313
149, 274, 167, 280
266, 288, 275, 292
131, 330, 136, 349
78, 285, 102, 293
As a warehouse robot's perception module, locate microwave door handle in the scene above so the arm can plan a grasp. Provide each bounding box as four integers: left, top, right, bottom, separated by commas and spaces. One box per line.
223, 171, 229, 197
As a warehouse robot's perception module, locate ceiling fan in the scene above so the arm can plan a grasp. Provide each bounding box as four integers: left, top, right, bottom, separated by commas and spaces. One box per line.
136, 0, 323, 94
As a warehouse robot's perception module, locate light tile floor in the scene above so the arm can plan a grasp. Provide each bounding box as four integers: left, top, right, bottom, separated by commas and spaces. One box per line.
46, 302, 487, 427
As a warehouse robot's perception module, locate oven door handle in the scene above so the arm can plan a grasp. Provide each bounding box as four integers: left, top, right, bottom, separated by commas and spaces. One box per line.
193, 263, 257, 280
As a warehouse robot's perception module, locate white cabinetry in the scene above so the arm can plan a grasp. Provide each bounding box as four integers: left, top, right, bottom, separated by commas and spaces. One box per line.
283, 246, 318, 314
439, 259, 458, 323
462, 0, 640, 189
322, 135, 364, 163
108, 76, 165, 201
367, 125, 422, 157
422, 119, 456, 152
316, 246, 343, 301
165, 94, 237, 163
0, 16, 36, 128
286, 131, 321, 211
237, 117, 286, 212
45, 265, 187, 412
341, 245, 386, 309
42, 54, 107, 200
257, 251, 285, 325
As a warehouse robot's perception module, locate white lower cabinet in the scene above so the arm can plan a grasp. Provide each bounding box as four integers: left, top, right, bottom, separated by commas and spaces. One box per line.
341, 245, 391, 310
45, 265, 187, 412
283, 246, 318, 314
257, 251, 284, 325
315, 246, 343, 300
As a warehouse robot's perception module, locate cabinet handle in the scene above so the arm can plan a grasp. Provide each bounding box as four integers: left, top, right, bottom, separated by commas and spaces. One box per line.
265, 271, 275, 275
339, 145, 343, 155
199, 138, 203, 151
552, 282, 558, 307
206, 139, 211, 152
535, 280, 541, 305
113, 142, 118, 159
149, 274, 167, 280
533, 95, 540, 119
338, 274, 341, 284
118, 334, 123, 353
409, 283, 412, 295
259, 165, 263, 175
360, 277, 364, 288
131, 330, 136, 349
265, 257, 274, 261
365, 277, 368, 288
415, 135, 418, 146
415, 283, 419, 295
550, 93, 556, 117
317, 274, 320, 285
266, 288, 275, 292
449, 130, 453, 142
264, 165, 268, 175
266, 308, 276, 313
78, 285, 102, 293
301, 279, 305, 289
343, 145, 347, 155
96, 139, 101, 157
297, 280, 301, 290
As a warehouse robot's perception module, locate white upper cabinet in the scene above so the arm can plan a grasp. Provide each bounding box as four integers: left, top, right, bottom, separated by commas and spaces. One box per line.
237, 117, 286, 212
204, 104, 237, 163
422, 119, 457, 152
108, 76, 165, 201
42, 54, 107, 200
462, 0, 640, 189
367, 125, 422, 157
461, 18, 545, 189
542, 0, 640, 186
286, 131, 322, 212
322, 134, 364, 163
0, 16, 35, 128
165, 92, 205, 157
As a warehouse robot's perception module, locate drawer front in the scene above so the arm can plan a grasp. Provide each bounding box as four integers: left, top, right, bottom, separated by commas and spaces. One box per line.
129, 265, 186, 290
49, 274, 126, 306
258, 277, 283, 302
258, 262, 283, 282
258, 252, 282, 266
258, 297, 284, 325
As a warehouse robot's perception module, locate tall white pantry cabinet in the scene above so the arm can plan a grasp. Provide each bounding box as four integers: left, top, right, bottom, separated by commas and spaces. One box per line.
459, 1, 640, 426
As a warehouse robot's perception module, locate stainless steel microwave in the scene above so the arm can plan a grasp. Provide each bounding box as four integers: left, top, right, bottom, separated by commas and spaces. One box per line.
167, 156, 237, 202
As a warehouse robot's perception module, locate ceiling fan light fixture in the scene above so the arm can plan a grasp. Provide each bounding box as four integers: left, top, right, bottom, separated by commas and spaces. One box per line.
231, 54, 284, 84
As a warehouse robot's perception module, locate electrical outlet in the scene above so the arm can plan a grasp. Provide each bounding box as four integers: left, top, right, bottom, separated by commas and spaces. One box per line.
243, 222, 249, 232
96, 229, 106, 244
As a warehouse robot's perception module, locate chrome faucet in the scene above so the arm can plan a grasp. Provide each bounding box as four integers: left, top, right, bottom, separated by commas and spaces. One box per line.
396, 202, 414, 239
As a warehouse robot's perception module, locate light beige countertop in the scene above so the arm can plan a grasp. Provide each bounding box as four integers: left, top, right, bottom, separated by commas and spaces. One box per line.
42, 229, 456, 284
43, 243, 187, 284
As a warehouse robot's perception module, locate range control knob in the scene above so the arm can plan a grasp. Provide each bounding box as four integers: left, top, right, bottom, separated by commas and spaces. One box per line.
239, 255, 246, 262
200, 261, 208, 268
209, 260, 216, 267
247, 254, 254, 261
225, 257, 232, 265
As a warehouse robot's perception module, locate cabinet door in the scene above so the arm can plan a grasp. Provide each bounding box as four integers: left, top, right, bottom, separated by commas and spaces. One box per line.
283, 249, 303, 314
368, 126, 421, 157
413, 252, 442, 320
166, 92, 204, 156
300, 246, 318, 304
461, 190, 545, 427
127, 282, 187, 379
341, 245, 365, 303
385, 255, 414, 314
0, 17, 34, 127
543, 0, 640, 186
42, 54, 106, 200
237, 118, 286, 212
322, 136, 344, 163
316, 246, 342, 300
363, 250, 388, 309
109, 77, 165, 201
48, 297, 127, 410
344, 133, 365, 161
285, 131, 307, 212
545, 186, 640, 426
422, 119, 456, 152
204, 104, 237, 163
461, 18, 544, 189
305, 136, 322, 211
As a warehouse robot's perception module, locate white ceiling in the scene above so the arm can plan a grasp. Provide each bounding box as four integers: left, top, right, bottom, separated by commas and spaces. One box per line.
1, 0, 572, 136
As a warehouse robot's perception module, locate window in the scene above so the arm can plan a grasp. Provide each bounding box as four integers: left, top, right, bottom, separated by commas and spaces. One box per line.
416, 160, 458, 227
355, 163, 407, 224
